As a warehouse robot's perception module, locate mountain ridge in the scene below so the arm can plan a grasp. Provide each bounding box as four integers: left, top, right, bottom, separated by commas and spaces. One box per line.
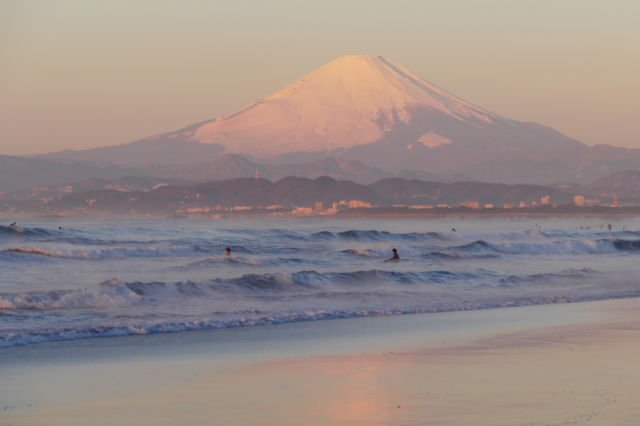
9, 176, 575, 215
0, 155, 147, 192
9, 170, 640, 215
33, 55, 640, 184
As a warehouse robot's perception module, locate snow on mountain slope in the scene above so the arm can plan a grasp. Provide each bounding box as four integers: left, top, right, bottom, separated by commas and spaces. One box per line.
36, 55, 640, 184
168, 55, 499, 157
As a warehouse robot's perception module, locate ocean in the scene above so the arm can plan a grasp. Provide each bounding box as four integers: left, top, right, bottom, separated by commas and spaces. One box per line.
1, 217, 639, 348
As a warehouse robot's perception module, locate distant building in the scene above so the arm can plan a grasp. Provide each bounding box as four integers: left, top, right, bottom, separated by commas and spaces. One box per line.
348, 200, 372, 208
484, 203, 494, 209
313, 202, 324, 212
461, 201, 480, 209
105, 184, 127, 191
573, 195, 586, 207
292, 207, 313, 215
540, 195, 551, 206
332, 201, 348, 212
332, 200, 345, 209
184, 207, 213, 213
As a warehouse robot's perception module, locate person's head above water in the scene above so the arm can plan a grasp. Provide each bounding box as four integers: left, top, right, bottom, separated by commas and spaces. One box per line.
391, 248, 399, 259
225, 247, 231, 256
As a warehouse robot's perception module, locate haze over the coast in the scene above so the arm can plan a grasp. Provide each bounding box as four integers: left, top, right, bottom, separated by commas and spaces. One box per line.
5, 52, 636, 187
1, 0, 639, 155
3, 3, 640, 425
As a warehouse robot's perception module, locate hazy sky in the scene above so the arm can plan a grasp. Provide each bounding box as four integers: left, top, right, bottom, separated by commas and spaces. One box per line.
1, 0, 638, 155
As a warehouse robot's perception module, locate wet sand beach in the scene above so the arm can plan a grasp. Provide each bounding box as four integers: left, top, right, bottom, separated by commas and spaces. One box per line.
2, 298, 640, 425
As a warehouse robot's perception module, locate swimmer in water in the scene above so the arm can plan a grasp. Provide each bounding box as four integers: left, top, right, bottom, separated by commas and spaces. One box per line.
225, 247, 231, 256
386, 248, 400, 262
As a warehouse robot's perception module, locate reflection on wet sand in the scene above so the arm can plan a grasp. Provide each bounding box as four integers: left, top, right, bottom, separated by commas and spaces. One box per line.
3, 299, 640, 425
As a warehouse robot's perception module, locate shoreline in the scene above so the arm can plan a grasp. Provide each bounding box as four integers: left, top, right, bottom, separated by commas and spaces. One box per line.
3, 294, 640, 351
3, 298, 640, 425
0, 297, 604, 360
3, 205, 640, 220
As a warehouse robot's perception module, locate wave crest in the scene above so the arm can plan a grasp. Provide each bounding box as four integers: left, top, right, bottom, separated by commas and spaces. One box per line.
311, 229, 445, 241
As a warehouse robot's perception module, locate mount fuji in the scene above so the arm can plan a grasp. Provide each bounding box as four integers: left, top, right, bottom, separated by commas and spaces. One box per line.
40, 55, 640, 184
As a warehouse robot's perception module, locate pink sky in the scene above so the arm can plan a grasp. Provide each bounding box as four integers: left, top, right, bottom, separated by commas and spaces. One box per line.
1, 0, 638, 155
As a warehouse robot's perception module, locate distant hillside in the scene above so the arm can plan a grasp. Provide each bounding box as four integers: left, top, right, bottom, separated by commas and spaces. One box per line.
36, 139, 225, 167
0, 155, 146, 192
46, 177, 385, 213
2, 176, 192, 201
584, 170, 640, 202
550, 170, 640, 204
23, 176, 575, 215
147, 154, 390, 184
0, 153, 391, 194
371, 178, 573, 205
35, 55, 640, 184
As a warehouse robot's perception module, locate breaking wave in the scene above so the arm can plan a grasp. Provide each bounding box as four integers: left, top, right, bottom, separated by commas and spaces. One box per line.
0, 266, 606, 312
173, 256, 325, 270
1, 247, 59, 257
0, 269, 483, 311
340, 248, 375, 257
0, 225, 62, 239
0, 244, 254, 260
611, 239, 640, 251
311, 230, 446, 241
3, 287, 638, 349
2, 221, 640, 350
445, 238, 640, 255
497, 268, 602, 285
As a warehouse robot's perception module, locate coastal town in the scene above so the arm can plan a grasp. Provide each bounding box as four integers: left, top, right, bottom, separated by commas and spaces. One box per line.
1, 173, 632, 218
174, 193, 617, 217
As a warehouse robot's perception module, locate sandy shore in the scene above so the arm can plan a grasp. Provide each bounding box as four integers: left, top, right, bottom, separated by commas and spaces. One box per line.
2, 299, 640, 425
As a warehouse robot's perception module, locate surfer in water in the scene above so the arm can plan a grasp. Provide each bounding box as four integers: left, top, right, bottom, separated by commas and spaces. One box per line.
225, 247, 232, 257
386, 248, 400, 262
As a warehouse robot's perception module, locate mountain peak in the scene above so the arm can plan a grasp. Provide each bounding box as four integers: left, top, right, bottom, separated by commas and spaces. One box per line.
185, 55, 496, 157
325, 54, 382, 64
264, 54, 490, 117
41, 55, 599, 185
317, 54, 394, 72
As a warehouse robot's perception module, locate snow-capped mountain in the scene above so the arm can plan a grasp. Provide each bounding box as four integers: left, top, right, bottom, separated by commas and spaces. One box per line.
185, 55, 499, 157
39, 55, 640, 184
